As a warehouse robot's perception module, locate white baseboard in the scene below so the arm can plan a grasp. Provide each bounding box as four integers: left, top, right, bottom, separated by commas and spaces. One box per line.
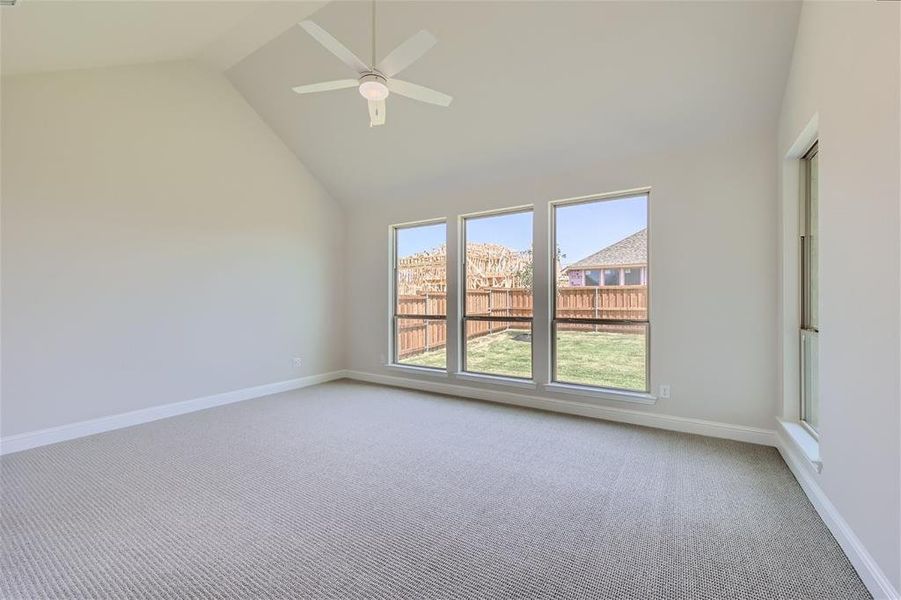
0, 371, 345, 456
343, 370, 777, 447
5, 369, 893, 597
777, 429, 899, 600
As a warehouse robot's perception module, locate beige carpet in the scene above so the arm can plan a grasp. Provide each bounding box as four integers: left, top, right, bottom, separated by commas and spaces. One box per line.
1, 380, 869, 599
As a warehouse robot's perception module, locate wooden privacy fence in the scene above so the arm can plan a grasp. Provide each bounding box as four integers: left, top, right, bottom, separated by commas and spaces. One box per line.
554, 285, 648, 334
397, 286, 647, 358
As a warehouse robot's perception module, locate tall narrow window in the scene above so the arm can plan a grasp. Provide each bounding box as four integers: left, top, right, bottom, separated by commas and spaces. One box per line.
800, 143, 819, 432
462, 209, 533, 379
553, 193, 649, 392
392, 221, 447, 369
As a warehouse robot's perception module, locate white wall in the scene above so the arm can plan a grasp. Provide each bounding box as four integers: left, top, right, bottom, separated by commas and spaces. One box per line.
1, 60, 345, 437
778, 0, 900, 593
345, 129, 779, 431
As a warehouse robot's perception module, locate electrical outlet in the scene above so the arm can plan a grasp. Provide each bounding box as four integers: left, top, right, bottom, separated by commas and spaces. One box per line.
658, 384, 671, 399
379, 354, 386, 364
292, 357, 302, 368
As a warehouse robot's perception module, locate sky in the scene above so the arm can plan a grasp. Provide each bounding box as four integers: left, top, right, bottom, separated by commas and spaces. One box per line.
555, 195, 646, 265
396, 194, 647, 266
466, 210, 532, 251
396, 222, 446, 258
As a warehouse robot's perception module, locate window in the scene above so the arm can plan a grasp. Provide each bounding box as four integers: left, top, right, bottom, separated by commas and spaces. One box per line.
392, 221, 447, 369
603, 269, 620, 286
623, 267, 642, 286
800, 143, 819, 432
584, 270, 601, 286
462, 209, 533, 379
552, 193, 649, 392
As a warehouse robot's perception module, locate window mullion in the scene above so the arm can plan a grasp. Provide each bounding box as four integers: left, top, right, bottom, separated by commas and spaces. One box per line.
445, 216, 461, 374
532, 202, 551, 386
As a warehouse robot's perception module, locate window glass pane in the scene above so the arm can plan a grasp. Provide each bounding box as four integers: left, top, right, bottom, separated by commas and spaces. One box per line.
801, 146, 819, 431
464, 211, 533, 317
556, 195, 648, 320
555, 322, 648, 392
464, 319, 532, 379
806, 152, 819, 329
801, 330, 819, 430
623, 268, 641, 285
396, 318, 446, 369
554, 194, 649, 391
396, 223, 446, 316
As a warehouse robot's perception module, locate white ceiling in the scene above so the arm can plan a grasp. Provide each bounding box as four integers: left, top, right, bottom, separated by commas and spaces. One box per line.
228, 1, 801, 206
3, 1, 801, 208
0, 1, 324, 75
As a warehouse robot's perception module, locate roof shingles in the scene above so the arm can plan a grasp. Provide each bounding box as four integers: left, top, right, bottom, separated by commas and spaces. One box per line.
565, 229, 647, 270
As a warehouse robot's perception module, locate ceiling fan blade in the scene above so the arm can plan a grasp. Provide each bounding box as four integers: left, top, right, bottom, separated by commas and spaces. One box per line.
368, 98, 386, 127
299, 20, 369, 74
388, 79, 453, 107
376, 30, 437, 77
292, 79, 359, 95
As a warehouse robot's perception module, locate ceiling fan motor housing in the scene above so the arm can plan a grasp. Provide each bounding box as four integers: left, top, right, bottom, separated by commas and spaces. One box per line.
358, 73, 389, 101
293, 20, 452, 123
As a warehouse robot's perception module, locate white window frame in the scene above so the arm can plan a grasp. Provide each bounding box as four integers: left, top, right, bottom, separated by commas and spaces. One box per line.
776, 117, 821, 473
389, 219, 448, 371
459, 206, 535, 381
799, 141, 819, 437
549, 189, 651, 394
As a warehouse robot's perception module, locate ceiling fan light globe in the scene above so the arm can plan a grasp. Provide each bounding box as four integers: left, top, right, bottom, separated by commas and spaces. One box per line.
359, 80, 389, 101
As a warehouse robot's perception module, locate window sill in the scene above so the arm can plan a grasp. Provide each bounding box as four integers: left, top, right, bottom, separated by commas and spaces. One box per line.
385, 363, 449, 378
543, 382, 657, 405
452, 371, 537, 389
778, 419, 822, 473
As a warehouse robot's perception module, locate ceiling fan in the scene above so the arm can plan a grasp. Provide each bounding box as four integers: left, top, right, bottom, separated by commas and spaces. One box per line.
292, 2, 452, 127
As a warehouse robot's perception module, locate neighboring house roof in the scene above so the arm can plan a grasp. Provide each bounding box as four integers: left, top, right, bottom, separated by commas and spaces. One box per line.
565, 229, 647, 271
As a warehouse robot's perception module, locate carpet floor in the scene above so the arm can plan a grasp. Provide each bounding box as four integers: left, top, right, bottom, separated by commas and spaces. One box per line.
1, 380, 868, 599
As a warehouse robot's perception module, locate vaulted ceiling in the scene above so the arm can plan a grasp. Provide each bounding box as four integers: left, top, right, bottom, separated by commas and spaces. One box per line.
227, 1, 801, 206
0, 1, 325, 75
2, 1, 802, 209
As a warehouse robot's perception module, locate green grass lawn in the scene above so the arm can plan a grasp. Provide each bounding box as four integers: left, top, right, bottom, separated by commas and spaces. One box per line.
403, 329, 647, 391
